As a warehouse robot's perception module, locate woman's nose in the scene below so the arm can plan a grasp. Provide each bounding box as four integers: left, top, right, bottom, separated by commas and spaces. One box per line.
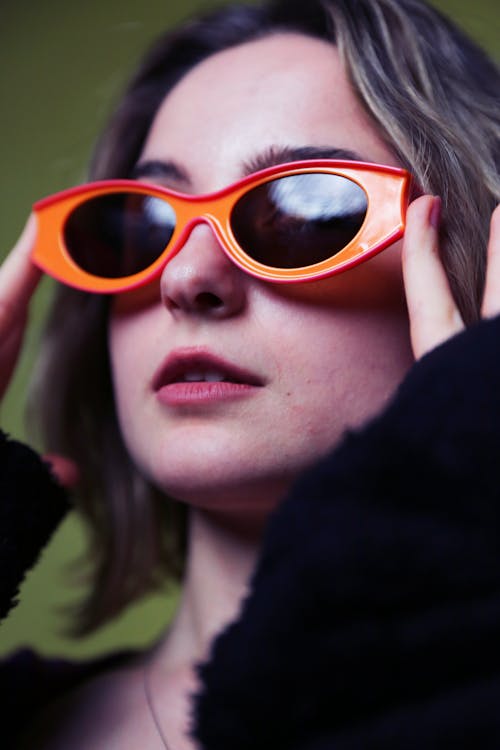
160, 223, 247, 318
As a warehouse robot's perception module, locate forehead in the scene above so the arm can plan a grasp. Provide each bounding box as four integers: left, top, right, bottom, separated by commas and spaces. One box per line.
140, 33, 398, 187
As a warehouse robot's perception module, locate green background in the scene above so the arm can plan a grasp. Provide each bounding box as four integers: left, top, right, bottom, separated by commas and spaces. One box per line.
0, 0, 498, 659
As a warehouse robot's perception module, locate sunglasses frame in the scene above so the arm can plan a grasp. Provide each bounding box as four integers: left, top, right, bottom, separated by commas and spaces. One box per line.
32, 159, 410, 294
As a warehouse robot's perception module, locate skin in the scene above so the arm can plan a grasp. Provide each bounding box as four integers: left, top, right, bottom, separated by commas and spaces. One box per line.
109, 33, 413, 516
1, 31, 499, 750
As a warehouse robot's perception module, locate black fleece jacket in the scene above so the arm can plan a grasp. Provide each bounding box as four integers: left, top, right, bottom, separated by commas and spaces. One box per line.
194, 316, 500, 749
2, 317, 500, 748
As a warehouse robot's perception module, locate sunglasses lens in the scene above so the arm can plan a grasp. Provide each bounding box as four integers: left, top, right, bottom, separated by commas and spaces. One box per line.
231, 173, 368, 269
63, 192, 176, 278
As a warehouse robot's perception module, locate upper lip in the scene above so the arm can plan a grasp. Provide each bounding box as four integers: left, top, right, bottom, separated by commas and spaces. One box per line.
152, 348, 264, 389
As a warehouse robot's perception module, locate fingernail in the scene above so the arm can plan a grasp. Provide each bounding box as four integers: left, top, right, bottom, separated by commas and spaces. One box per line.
429, 196, 442, 229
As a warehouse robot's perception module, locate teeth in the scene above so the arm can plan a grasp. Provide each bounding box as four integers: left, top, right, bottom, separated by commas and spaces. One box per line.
181, 371, 227, 382
205, 371, 226, 382
183, 371, 205, 382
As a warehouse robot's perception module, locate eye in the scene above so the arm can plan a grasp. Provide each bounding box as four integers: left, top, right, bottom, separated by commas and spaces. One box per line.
231, 172, 368, 268
64, 192, 176, 278
267, 172, 367, 221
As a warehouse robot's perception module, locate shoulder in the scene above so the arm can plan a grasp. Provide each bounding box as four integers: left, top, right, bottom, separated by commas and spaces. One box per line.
1, 647, 136, 746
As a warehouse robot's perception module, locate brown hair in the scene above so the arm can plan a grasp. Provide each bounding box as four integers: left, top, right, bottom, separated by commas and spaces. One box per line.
32, 0, 500, 634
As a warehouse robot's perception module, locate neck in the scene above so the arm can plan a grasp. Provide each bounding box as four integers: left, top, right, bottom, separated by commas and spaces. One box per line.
152, 505, 266, 674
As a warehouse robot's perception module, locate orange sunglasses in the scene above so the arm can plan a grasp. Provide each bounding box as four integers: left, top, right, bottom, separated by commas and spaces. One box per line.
32, 159, 410, 294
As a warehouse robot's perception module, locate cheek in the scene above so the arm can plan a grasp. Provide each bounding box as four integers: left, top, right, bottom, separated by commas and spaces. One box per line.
107, 305, 159, 423
107, 309, 165, 483
296, 310, 411, 391
267, 283, 413, 450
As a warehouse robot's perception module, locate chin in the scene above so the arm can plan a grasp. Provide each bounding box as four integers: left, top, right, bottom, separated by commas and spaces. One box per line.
148, 463, 294, 516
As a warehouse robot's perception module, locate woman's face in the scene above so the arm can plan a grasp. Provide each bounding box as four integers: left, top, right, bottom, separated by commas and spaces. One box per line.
108, 33, 413, 515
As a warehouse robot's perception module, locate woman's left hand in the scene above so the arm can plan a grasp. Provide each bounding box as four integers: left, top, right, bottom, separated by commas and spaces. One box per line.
402, 196, 500, 359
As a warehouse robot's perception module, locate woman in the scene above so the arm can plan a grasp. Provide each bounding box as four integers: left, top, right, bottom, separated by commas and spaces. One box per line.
1, 0, 499, 747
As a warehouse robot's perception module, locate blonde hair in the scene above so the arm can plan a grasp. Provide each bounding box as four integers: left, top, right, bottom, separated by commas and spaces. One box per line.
329, 0, 499, 322
32, 0, 500, 634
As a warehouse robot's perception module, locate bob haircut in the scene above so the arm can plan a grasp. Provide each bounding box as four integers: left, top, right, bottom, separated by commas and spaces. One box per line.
32, 0, 500, 634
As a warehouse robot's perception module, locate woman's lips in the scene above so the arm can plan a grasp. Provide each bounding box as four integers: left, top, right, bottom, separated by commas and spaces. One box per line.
157, 381, 259, 406
152, 348, 264, 406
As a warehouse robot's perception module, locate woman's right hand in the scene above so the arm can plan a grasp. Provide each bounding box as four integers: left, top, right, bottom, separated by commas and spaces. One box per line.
0, 216, 41, 399
0, 217, 79, 488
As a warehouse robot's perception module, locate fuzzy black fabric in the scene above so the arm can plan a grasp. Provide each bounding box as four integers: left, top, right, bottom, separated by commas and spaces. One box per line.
194, 316, 500, 749
0, 431, 69, 623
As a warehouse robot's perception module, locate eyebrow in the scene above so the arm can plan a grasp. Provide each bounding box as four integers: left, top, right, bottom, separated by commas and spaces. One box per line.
131, 159, 192, 186
131, 144, 366, 187
241, 145, 366, 175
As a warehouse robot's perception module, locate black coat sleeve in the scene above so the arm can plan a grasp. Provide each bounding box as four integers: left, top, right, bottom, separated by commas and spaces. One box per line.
193, 316, 500, 750
0, 431, 69, 623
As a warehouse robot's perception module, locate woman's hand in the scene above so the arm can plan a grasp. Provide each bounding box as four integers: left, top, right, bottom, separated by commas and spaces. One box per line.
0, 216, 41, 399
0, 217, 79, 488
402, 196, 500, 359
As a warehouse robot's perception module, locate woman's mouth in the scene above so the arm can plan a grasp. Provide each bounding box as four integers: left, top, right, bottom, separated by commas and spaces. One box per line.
152, 348, 264, 406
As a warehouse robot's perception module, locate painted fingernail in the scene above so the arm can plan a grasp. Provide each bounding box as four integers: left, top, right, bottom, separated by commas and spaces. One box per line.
429, 196, 442, 229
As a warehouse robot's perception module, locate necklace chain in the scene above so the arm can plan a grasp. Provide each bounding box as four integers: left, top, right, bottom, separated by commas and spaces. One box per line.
143, 662, 173, 750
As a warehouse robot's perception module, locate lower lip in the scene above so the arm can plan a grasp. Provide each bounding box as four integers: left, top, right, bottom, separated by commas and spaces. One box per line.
156, 381, 260, 406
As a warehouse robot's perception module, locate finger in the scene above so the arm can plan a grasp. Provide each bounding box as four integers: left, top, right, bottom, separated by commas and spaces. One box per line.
0, 321, 27, 397
0, 215, 42, 338
480, 203, 500, 318
402, 195, 464, 359
42, 454, 80, 490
